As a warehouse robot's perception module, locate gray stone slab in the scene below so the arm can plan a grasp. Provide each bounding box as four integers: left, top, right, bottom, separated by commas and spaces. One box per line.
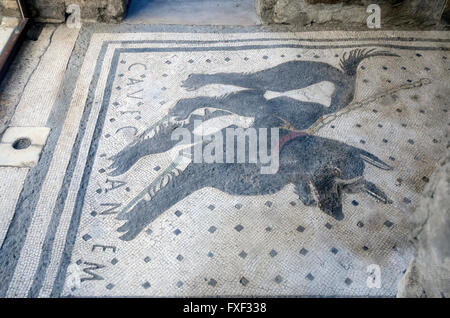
0, 127, 50, 167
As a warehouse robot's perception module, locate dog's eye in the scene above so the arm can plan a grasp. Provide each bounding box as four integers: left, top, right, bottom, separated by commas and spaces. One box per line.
334, 167, 341, 176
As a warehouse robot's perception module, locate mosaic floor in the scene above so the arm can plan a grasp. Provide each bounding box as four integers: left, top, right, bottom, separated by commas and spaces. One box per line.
0, 26, 449, 297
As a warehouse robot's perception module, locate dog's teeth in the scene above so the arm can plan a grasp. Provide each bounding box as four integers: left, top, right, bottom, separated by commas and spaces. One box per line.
144, 191, 152, 201
193, 108, 206, 116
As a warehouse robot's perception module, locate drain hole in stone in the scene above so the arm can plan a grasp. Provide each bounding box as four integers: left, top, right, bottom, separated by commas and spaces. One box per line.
12, 138, 31, 150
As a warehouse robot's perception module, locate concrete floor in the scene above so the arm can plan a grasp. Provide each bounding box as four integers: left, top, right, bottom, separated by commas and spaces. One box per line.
125, 0, 260, 25
0, 23, 448, 297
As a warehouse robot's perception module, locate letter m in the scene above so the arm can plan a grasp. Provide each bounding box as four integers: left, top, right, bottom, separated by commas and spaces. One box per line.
81, 262, 105, 282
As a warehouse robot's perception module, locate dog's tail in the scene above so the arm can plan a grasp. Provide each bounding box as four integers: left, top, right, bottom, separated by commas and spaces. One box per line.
340, 48, 399, 76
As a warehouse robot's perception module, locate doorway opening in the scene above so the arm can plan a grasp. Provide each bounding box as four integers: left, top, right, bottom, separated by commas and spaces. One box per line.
125, 0, 260, 25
